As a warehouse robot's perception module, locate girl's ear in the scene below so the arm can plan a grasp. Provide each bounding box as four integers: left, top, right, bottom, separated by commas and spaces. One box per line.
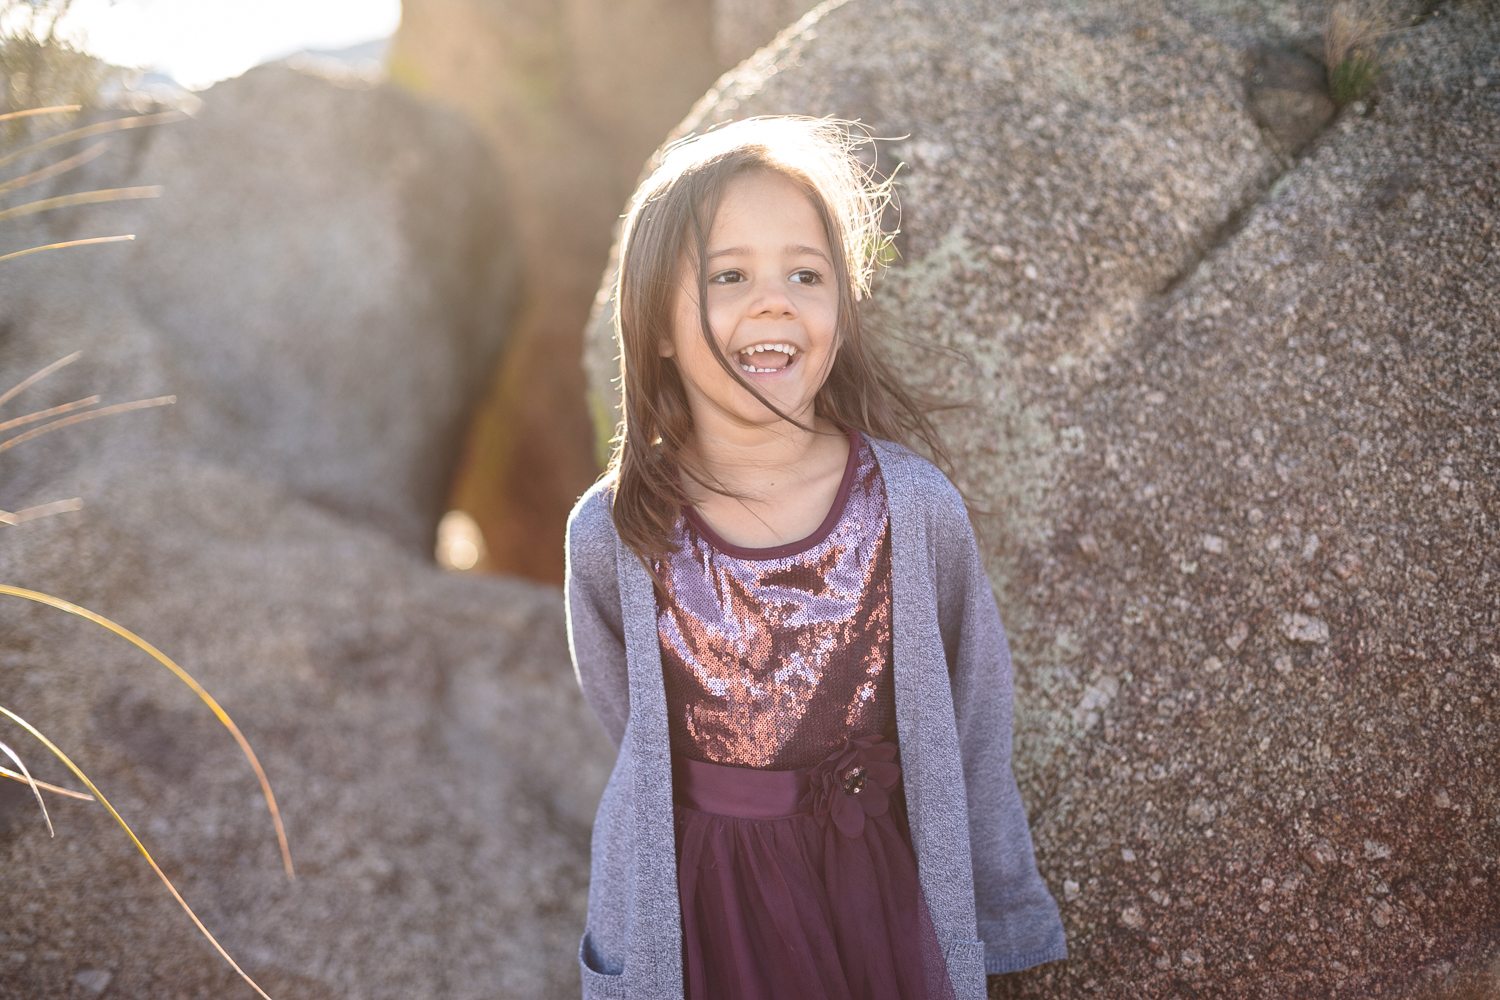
658, 336, 676, 358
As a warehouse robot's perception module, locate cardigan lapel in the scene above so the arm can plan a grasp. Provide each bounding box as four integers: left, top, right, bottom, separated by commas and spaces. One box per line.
870, 440, 982, 953
873, 438, 930, 842
615, 539, 685, 999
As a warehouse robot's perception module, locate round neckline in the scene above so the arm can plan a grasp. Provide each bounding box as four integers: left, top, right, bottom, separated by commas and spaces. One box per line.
682, 428, 862, 561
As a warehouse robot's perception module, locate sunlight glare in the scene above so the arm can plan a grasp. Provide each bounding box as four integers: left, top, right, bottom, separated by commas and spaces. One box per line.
57, 0, 402, 91
437, 510, 487, 572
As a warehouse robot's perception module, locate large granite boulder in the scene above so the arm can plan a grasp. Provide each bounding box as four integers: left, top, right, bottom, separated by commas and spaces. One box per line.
0, 64, 611, 998
583, 0, 1500, 996
3, 61, 517, 554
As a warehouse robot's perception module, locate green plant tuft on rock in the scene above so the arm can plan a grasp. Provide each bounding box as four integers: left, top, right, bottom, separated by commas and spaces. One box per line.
1324, 0, 1400, 107
1329, 49, 1382, 106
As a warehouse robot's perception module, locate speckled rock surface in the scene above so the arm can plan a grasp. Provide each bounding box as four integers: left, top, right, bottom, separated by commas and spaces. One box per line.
582, 0, 1500, 996
0, 67, 610, 998
0, 476, 609, 999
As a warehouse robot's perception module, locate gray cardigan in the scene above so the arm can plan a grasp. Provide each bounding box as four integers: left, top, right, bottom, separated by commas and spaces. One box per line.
564, 438, 1067, 1000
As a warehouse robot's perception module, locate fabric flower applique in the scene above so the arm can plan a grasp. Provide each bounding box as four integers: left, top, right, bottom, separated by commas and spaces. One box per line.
802, 734, 902, 837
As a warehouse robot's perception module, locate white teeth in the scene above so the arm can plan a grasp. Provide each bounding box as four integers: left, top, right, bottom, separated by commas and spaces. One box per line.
736, 343, 797, 373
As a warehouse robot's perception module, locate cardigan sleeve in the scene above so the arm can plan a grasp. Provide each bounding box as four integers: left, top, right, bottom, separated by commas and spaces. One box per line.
930, 479, 1068, 974
564, 484, 631, 749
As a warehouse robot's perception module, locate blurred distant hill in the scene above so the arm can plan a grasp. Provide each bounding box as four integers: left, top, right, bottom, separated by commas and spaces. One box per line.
282, 36, 391, 84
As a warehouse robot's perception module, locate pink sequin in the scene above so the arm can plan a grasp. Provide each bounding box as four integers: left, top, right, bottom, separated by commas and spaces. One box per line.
655, 432, 895, 770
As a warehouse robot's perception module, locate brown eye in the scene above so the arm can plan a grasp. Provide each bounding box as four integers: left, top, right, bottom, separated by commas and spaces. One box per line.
790, 269, 821, 285
711, 269, 745, 284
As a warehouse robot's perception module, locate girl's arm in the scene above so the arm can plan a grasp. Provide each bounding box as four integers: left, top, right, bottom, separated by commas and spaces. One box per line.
565, 486, 631, 748
931, 483, 1069, 973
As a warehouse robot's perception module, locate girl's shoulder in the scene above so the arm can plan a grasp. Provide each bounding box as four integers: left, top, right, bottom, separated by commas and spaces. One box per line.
567, 473, 620, 547
864, 436, 968, 525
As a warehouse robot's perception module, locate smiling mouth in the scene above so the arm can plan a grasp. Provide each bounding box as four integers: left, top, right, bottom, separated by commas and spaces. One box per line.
737, 343, 798, 373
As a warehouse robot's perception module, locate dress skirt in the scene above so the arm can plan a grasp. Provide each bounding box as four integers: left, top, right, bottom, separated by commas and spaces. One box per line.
673, 747, 957, 1000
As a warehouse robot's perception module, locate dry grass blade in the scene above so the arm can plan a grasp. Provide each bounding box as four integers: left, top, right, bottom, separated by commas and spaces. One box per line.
0, 395, 175, 453
1323, 0, 1401, 105
0, 350, 81, 409
0, 498, 84, 526
0, 234, 134, 262
0, 138, 110, 197
0, 705, 276, 1000
0, 109, 185, 172
0, 105, 81, 124
0, 735, 54, 835
1325, 0, 1395, 67
0, 586, 296, 880
0, 763, 94, 800
0, 394, 101, 434
0, 184, 163, 224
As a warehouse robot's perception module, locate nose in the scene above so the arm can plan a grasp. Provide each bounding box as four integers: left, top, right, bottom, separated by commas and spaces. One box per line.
746, 273, 797, 319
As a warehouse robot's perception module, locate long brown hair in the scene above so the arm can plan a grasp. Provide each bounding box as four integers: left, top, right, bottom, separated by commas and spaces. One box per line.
607, 117, 946, 562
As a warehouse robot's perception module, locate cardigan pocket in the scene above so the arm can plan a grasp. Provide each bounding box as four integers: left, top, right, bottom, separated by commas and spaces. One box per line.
940, 937, 989, 999
578, 932, 626, 999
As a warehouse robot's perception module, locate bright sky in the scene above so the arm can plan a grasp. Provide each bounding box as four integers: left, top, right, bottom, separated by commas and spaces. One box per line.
57, 0, 402, 91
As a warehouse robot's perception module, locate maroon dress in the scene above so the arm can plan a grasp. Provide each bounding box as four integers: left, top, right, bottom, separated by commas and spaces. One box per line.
655, 431, 956, 1000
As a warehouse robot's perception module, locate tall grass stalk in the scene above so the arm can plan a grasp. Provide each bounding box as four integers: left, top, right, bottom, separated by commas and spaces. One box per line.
0, 363, 287, 998
0, 232, 130, 261
1, 97, 284, 995
0, 107, 184, 170
0, 354, 293, 873
0, 182, 162, 223
0, 760, 94, 799
0, 101, 184, 263
0, 352, 176, 464
0, 585, 295, 878
0, 361, 289, 999
0, 392, 102, 432
0, 391, 175, 452
0, 734, 56, 834
0, 706, 276, 1000
0, 136, 109, 196
0, 496, 81, 524
0, 104, 78, 123
0, 348, 80, 406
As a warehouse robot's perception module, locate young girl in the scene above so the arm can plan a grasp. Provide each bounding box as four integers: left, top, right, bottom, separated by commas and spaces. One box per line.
565, 117, 1066, 1000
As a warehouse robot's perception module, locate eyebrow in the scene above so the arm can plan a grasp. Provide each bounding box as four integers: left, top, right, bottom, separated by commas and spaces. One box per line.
706, 244, 832, 263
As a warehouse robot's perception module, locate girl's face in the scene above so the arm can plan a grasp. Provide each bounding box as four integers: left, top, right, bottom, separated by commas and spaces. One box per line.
661, 169, 840, 433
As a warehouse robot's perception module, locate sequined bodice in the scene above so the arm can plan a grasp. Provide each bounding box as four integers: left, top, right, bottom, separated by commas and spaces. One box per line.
654, 431, 896, 770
